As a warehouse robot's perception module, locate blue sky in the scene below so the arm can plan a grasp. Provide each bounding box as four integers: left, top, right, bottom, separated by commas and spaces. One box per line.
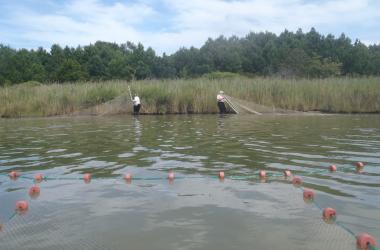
0, 0, 379, 54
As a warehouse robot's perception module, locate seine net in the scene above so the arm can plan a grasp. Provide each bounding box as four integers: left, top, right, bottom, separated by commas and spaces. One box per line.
224, 95, 301, 115
74, 95, 132, 116
75, 94, 310, 116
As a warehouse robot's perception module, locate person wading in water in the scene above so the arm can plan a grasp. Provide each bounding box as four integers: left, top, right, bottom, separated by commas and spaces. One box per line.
133, 94, 141, 115
217, 90, 227, 114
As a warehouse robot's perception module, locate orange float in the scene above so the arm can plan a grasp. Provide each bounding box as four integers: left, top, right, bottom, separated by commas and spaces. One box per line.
83, 173, 91, 183
356, 162, 365, 172
329, 165, 337, 172
292, 176, 302, 186
303, 189, 315, 203
124, 173, 132, 183
15, 200, 29, 215
283, 169, 292, 178
218, 171, 225, 180
356, 233, 376, 250
29, 185, 41, 199
258, 170, 266, 179
168, 171, 174, 182
322, 207, 336, 223
9, 170, 19, 180
34, 174, 43, 183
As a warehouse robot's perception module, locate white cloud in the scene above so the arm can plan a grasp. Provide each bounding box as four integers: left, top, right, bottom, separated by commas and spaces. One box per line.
8, 0, 156, 48
165, 0, 374, 34
3, 0, 380, 54
64, 0, 155, 24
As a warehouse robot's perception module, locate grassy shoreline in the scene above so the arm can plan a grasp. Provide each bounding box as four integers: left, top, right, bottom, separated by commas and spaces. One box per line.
1, 77, 380, 118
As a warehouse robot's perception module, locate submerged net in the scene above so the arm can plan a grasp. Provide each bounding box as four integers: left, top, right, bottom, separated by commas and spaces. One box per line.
224, 95, 301, 115
74, 94, 311, 116
74, 95, 132, 116
0, 173, 360, 250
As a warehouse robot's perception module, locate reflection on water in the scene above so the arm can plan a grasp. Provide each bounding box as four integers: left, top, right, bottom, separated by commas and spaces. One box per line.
0, 114, 379, 249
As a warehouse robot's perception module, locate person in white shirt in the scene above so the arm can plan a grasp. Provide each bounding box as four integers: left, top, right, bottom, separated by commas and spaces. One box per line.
217, 90, 226, 114
132, 94, 141, 114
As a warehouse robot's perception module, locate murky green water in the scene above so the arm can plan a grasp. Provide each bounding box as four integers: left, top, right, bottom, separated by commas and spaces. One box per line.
0, 115, 379, 250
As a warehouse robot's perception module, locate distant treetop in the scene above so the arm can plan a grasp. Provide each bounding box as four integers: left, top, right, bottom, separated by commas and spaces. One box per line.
1, 28, 380, 85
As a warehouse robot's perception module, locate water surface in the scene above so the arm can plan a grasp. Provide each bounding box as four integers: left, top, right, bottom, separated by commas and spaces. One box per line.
0, 115, 379, 249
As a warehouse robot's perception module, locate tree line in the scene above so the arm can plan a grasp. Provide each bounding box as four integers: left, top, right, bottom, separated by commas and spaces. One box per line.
1, 28, 380, 85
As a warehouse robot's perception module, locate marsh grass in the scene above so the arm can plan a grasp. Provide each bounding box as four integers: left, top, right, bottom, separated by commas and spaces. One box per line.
1, 77, 379, 117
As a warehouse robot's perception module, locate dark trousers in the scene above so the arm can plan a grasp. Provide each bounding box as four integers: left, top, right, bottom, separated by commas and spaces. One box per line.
217, 102, 226, 114
133, 104, 141, 114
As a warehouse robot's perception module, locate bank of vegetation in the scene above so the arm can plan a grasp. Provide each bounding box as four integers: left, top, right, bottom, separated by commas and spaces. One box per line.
1, 77, 379, 117
1, 28, 380, 87
1, 28, 380, 117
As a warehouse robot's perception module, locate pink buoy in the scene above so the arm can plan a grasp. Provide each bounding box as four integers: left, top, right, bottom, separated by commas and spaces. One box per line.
168, 171, 174, 181
303, 189, 315, 202
292, 176, 302, 186
356, 162, 364, 168
283, 169, 292, 178
329, 165, 337, 172
356, 162, 365, 172
83, 173, 91, 183
15, 200, 29, 214
9, 170, 19, 180
124, 173, 132, 184
218, 171, 225, 180
34, 174, 43, 183
322, 207, 336, 221
259, 170, 266, 179
356, 233, 376, 249
29, 185, 41, 199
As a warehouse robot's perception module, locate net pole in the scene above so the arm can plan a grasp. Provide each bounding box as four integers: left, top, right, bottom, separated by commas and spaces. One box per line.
224, 96, 239, 114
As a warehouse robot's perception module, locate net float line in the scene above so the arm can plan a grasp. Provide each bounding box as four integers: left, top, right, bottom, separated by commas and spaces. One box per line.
1, 164, 377, 249
298, 180, 377, 250
0, 161, 371, 183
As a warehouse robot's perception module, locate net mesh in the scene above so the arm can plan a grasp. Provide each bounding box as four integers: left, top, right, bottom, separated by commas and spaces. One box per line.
224, 95, 301, 115
0, 176, 362, 250
74, 95, 132, 116
73, 93, 305, 116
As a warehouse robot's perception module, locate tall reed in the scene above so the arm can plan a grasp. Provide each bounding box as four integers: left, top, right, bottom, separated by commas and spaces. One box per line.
1, 77, 379, 117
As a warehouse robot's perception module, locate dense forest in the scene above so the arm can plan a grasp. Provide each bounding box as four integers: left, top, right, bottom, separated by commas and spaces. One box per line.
1, 28, 380, 85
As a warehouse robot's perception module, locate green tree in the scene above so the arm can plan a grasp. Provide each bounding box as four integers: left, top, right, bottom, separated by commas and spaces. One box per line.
0, 45, 18, 85
1, 27, 380, 84
108, 54, 133, 80
56, 59, 87, 82
279, 48, 311, 77
368, 45, 380, 75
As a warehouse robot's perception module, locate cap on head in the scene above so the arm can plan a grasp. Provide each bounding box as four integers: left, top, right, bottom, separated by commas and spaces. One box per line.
219, 90, 224, 94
